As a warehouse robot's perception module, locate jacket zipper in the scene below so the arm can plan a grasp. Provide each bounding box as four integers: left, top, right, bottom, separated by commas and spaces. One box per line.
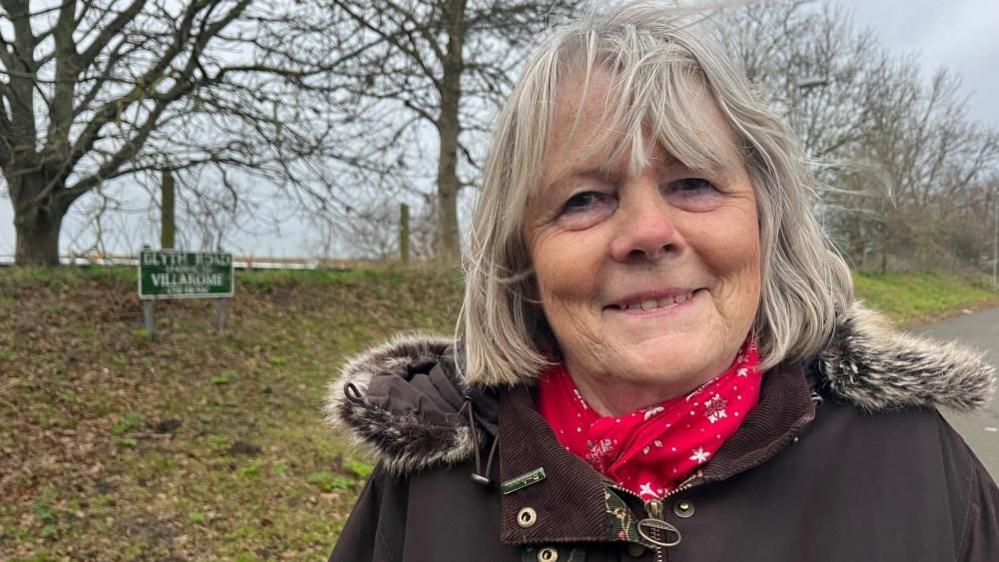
663, 469, 704, 500
604, 470, 704, 562
644, 499, 668, 562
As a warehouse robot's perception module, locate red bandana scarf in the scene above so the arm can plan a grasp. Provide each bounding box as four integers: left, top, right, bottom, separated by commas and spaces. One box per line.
537, 339, 763, 500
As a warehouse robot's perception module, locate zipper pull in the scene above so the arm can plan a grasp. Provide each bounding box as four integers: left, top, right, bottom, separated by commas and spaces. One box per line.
638, 498, 681, 547
645, 499, 664, 520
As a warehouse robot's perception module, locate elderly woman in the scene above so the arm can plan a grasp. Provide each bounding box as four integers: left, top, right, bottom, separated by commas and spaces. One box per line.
328, 4, 998, 561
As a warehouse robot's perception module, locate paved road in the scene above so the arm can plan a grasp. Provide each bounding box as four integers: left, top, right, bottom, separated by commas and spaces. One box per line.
916, 307, 999, 479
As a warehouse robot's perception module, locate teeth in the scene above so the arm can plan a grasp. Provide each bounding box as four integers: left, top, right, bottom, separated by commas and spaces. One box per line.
621, 291, 694, 311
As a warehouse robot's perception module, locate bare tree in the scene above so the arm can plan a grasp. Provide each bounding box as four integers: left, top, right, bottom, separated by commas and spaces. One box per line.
0, 0, 394, 265
725, 1, 894, 162
726, 0, 999, 271
328, 0, 579, 263
857, 69, 999, 269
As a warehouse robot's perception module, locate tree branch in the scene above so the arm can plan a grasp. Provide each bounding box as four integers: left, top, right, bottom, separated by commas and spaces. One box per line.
76, 0, 149, 69
333, 1, 443, 92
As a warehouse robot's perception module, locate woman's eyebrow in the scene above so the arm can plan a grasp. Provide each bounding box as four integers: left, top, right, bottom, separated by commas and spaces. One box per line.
544, 168, 618, 195
651, 151, 682, 167
543, 155, 698, 196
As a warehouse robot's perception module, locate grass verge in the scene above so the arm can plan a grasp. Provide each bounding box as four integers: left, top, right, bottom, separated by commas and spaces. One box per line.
853, 270, 998, 327
0, 265, 461, 561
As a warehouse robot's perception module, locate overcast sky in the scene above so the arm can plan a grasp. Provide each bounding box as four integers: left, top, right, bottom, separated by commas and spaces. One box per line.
2, 0, 997, 258
837, 0, 999, 128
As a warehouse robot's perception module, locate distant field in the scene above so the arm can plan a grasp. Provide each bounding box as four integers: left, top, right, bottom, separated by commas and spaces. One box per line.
0, 267, 994, 560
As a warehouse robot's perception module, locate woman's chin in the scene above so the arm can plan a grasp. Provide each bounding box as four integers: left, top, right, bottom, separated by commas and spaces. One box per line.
603, 351, 723, 397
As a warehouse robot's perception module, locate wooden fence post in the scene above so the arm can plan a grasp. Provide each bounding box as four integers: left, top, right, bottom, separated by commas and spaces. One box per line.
161, 171, 175, 249
400, 203, 410, 264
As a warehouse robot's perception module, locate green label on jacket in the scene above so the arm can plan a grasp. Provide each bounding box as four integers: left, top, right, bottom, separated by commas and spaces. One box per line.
502, 467, 547, 495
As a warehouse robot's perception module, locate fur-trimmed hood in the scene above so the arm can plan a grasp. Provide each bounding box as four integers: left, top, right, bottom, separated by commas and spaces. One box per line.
821, 305, 994, 413
325, 304, 995, 475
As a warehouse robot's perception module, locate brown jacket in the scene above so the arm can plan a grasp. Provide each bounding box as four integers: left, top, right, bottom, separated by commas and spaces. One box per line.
327, 306, 999, 562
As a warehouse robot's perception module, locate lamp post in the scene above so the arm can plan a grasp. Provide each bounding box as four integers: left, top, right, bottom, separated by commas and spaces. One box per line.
792, 76, 830, 224
796, 76, 829, 90
791, 76, 829, 146
993, 196, 997, 290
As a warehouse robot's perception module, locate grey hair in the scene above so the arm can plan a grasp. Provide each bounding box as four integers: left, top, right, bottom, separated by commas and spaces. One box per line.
460, 2, 854, 387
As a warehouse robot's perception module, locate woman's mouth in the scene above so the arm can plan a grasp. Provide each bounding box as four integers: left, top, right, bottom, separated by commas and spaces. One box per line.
608, 289, 702, 313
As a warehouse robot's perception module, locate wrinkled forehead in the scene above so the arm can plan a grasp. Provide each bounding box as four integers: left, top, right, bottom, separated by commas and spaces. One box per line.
537, 57, 743, 192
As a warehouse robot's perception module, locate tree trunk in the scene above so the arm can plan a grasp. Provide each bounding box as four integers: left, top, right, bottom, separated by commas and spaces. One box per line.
10, 169, 71, 266
14, 201, 66, 266
433, 0, 467, 265
436, 120, 461, 264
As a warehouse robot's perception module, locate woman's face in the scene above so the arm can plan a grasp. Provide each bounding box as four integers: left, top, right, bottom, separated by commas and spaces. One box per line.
525, 74, 762, 414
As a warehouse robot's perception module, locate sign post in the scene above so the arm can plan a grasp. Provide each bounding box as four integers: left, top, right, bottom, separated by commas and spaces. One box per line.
218, 299, 228, 330
143, 301, 154, 336
138, 248, 234, 338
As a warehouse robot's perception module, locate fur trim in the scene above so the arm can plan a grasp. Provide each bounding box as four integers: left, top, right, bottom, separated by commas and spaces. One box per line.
820, 304, 995, 413
323, 333, 476, 475
326, 305, 995, 474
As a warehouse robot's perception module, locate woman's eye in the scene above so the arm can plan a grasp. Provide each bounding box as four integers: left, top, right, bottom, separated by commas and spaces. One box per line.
672, 178, 715, 194
664, 178, 723, 211
557, 191, 616, 229
563, 191, 607, 211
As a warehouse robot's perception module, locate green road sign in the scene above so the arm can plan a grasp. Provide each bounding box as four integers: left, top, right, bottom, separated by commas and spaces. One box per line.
139, 250, 234, 299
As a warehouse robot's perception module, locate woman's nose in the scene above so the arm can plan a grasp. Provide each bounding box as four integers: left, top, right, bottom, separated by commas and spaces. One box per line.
608, 184, 684, 262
